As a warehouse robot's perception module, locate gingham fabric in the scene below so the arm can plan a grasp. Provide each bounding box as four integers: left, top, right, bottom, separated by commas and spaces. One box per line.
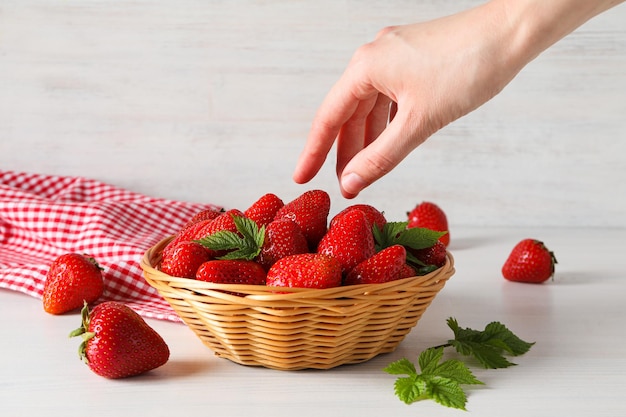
0, 170, 220, 322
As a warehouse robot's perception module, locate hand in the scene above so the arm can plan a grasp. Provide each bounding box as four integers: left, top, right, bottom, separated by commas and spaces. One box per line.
293, 2, 526, 198
292, 0, 622, 198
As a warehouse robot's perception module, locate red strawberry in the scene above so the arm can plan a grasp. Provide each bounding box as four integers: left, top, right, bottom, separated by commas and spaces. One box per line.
407, 241, 447, 269
183, 209, 245, 258
196, 260, 266, 285
330, 204, 387, 232
69, 302, 169, 379
244, 193, 284, 227
344, 245, 406, 285
266, 253, 342, 289
181, 207, 224, 230
274, 190, 330, 250
256, 218, 309, 270
398, 263, 417, 279
317, 208, 376, 274
43, 253, 104, 315
160, 240, 211, 278
407, 201, 450, 247
191, 209, 244, 240
502, 239, 557, 283
162, 218, 214, 259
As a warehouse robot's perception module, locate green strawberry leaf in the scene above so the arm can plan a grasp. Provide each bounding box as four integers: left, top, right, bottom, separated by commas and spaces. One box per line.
446, 318, 535, 369
196, 215, 265, 261
425, 376, 468, 410
385, 318, 533, 410
384, 357, 417, 376
393, 375, 426, 405
374, 221, 446, 251
385, 347, 482, 410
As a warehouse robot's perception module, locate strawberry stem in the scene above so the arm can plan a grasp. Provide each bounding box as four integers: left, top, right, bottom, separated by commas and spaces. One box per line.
68, 301, 95, 364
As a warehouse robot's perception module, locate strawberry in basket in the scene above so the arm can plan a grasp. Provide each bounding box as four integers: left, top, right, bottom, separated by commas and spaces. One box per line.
158, 190, 449, 288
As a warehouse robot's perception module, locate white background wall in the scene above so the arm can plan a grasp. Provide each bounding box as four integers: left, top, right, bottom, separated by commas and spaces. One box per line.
1, 0, 625, 228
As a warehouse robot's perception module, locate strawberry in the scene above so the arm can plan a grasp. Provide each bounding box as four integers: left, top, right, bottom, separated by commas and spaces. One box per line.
502, 239, 557, 284
344, 245, 407, 285
180, 207, 224, 230
256, 218, 309, 270
69, 302, 169, 379
317, 208, 376, 274
266, 253, 342, 289
178, 209, 245, 259
244, 193, 284, 227
162, 218, 213, 259
43, 253, 104, 315
398, 263, 417, 279
407, 201, 450, 247
330, 204, 387, 232
160, 240, 211, 278
274, 189, 330, 250
196, 259, 266, 285
407, 241, 447, 269
191, 209, 244, 240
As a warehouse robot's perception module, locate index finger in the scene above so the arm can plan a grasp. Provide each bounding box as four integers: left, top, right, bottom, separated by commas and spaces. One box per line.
292, 71, 377, 184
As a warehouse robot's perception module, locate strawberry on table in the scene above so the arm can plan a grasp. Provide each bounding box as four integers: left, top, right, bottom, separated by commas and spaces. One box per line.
502, 239, 557, 283
273, 189, 330, 250
43, 253, 104, 315
407, 201, 450, 247
344, 245, 407, 285
69, 302, 170, 379
266, 253, 342, 289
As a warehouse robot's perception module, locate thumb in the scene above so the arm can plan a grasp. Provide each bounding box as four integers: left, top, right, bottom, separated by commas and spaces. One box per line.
339, 109, 428, 198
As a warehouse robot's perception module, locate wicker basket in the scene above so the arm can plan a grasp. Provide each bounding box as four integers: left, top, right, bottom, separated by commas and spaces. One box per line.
141, 236, 455, 371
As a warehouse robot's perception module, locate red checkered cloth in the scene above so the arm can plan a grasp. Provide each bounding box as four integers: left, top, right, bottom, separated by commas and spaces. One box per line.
0, 170, 220, 322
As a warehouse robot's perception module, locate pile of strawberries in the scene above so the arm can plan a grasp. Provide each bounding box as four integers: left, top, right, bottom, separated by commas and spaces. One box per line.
43, 254, 170, 379
157, 190, 450, 289
38, 188, 559, 380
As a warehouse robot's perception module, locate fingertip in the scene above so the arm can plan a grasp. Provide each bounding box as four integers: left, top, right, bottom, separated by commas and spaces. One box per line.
292, 170, 310, 185
340, 172, 367, 198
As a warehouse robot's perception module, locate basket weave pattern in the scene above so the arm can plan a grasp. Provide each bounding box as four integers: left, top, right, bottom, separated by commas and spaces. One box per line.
141, 237, 455, 370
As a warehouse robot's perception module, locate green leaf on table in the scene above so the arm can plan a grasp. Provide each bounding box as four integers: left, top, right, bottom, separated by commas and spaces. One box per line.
384, 347, 483, 410
446, 317, 535, 369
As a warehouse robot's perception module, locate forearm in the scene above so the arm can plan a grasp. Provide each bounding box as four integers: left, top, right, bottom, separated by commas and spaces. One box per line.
492, 0, 625, 68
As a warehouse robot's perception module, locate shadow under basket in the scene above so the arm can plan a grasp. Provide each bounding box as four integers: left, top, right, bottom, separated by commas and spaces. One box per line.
141, 237, 455, 371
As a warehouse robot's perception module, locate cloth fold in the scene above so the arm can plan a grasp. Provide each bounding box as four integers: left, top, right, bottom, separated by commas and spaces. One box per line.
0, 170, 219, 321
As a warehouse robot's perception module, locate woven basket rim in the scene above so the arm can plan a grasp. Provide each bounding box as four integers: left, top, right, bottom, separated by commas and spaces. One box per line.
141, 235, 455, 301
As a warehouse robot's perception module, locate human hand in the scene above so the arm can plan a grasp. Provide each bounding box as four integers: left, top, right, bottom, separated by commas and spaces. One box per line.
292, 2, 532, 198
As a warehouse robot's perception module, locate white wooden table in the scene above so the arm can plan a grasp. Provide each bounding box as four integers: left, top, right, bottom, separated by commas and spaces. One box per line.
2, 226, 624, 417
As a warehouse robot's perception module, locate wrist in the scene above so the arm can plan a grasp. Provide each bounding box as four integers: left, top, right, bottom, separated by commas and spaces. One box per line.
488, 0, 624, 69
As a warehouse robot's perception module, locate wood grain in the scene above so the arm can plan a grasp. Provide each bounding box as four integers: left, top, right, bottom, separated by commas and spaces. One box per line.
1, 0, 624, 227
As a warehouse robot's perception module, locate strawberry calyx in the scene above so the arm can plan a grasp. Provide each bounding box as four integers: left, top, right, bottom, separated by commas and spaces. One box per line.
196, 214, 265, 261
68, 301, 96, 365
373, 221, 446, 266
84, 255, 105, 272
536, 239, 558, 280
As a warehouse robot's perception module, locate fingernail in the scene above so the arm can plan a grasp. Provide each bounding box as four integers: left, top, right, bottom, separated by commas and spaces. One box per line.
341, 172, 366, 195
